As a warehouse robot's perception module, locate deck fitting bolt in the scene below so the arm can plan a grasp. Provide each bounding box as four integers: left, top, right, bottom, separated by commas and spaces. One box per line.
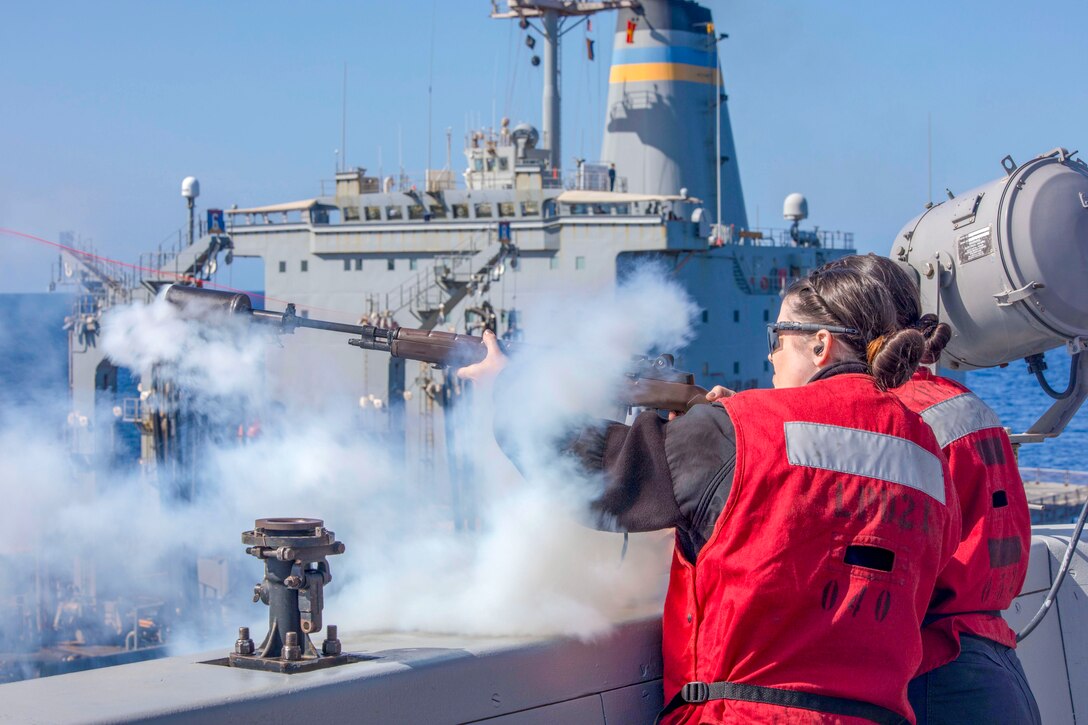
283, 631, 302, 661
322, 624, 342, 656
235, 626, 255, 656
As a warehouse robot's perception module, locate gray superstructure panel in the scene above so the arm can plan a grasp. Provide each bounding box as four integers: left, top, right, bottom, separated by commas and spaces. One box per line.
1006, 526, 1088, 725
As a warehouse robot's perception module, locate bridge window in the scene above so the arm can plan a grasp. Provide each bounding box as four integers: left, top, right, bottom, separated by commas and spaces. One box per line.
408, 204, 426, 220
386, 206, 403, 220
343, 206, 360, 222
365, 206, 382, 221
521, 200, 539, 216
429, 205, 447, 219
453, 203, 470, 219
498, 202, 516, 217
474, 203, 493, 218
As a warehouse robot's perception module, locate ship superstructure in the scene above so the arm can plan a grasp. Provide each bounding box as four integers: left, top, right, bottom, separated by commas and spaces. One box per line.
195, 0, 854, 494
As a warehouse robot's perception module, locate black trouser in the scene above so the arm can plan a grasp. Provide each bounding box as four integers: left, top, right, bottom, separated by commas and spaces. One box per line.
908, 634, 1041, 725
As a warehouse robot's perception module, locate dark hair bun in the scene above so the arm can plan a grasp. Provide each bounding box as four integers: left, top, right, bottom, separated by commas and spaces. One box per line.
871, 328, 924, 390
915, 313, 952, 364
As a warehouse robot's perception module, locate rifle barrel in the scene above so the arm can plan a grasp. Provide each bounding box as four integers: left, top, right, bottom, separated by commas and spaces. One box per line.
295, 316, 372, 336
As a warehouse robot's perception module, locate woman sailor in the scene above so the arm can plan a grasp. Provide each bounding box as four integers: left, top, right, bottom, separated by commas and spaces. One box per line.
826, 254, 1040, 725
460, 261, 961, 724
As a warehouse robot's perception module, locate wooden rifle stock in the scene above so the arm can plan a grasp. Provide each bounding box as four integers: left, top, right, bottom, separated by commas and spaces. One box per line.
390, 332, 710, 412
622, 377, 710, 413
388, 328, 491, 367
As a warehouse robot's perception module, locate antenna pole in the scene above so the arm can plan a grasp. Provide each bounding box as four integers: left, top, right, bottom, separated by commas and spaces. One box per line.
715, 37, 723, 240
341, 63, 348, 173
427, 1, 436, 174
542, 9, 561, 171
927, 112, 932, 205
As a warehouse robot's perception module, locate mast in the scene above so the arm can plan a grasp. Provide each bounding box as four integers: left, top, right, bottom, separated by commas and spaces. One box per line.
491, 0, 640, 172
541, 9, 560, 171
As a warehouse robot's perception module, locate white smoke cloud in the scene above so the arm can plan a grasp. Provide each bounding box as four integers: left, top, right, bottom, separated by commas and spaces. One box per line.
100, 292, 270, 401
1, 262, 695, 675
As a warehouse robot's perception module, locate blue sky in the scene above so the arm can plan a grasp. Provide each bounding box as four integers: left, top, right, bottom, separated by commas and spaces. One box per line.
2, 0, 1086, 292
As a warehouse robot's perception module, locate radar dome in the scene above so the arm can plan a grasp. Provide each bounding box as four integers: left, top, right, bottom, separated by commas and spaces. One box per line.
783, 193, 808, 221
511, 123, 539, 149
181, 176, 200, 200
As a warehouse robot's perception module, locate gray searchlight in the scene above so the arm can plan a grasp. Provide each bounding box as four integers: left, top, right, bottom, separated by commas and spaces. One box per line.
891, 147, 1088, 442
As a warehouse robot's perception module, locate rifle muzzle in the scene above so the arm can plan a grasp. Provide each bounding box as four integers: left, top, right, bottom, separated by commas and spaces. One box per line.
162, 284, 254, 318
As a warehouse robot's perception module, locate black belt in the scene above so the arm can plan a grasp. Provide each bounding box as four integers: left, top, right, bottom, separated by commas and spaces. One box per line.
656, 680, 908, 725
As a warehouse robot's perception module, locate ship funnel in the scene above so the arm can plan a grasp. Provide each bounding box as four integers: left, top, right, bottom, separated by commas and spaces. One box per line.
601, 0, 747, 229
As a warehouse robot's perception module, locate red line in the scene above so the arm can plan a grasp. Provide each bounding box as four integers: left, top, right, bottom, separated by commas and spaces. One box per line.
2, 227, 361, 321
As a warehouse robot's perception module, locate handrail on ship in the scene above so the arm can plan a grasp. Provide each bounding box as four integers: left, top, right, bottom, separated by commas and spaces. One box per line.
729, 226, 855, 250
1020, 467, 1088, 487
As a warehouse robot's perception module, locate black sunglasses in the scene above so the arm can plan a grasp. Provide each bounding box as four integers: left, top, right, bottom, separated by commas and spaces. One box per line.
767, 321, 860, 355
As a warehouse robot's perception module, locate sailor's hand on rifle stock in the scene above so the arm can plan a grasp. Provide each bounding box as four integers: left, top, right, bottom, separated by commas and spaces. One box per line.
667, 385, 735, 420
457, 330, 508, 384
705, 385, 735, 403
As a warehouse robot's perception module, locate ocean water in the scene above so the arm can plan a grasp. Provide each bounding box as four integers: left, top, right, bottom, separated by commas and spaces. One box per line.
968, 351, 1088, 471
1, 292, 1084, 473
0, 293, 73, 408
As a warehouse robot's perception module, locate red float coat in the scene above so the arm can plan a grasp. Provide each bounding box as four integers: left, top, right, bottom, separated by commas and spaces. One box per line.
660, 374, 960, 725
893, 369, 1031, 675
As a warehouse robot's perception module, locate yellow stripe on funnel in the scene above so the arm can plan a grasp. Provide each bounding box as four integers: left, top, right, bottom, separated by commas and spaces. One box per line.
609, 62, 720, 85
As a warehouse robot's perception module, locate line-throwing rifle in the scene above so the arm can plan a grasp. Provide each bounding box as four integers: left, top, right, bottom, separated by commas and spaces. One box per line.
162, 285, 709, 412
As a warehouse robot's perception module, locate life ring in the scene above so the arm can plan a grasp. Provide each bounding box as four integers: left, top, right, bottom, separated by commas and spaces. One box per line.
759, 276, 770, 291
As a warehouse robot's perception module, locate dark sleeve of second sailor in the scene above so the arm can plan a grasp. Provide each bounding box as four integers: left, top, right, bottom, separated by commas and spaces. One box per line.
494, 370, 737, 562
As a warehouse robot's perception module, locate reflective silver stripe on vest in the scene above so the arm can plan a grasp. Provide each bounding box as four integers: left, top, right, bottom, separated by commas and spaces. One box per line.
919, 393, 1003, 449
784, 422, 946, 504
